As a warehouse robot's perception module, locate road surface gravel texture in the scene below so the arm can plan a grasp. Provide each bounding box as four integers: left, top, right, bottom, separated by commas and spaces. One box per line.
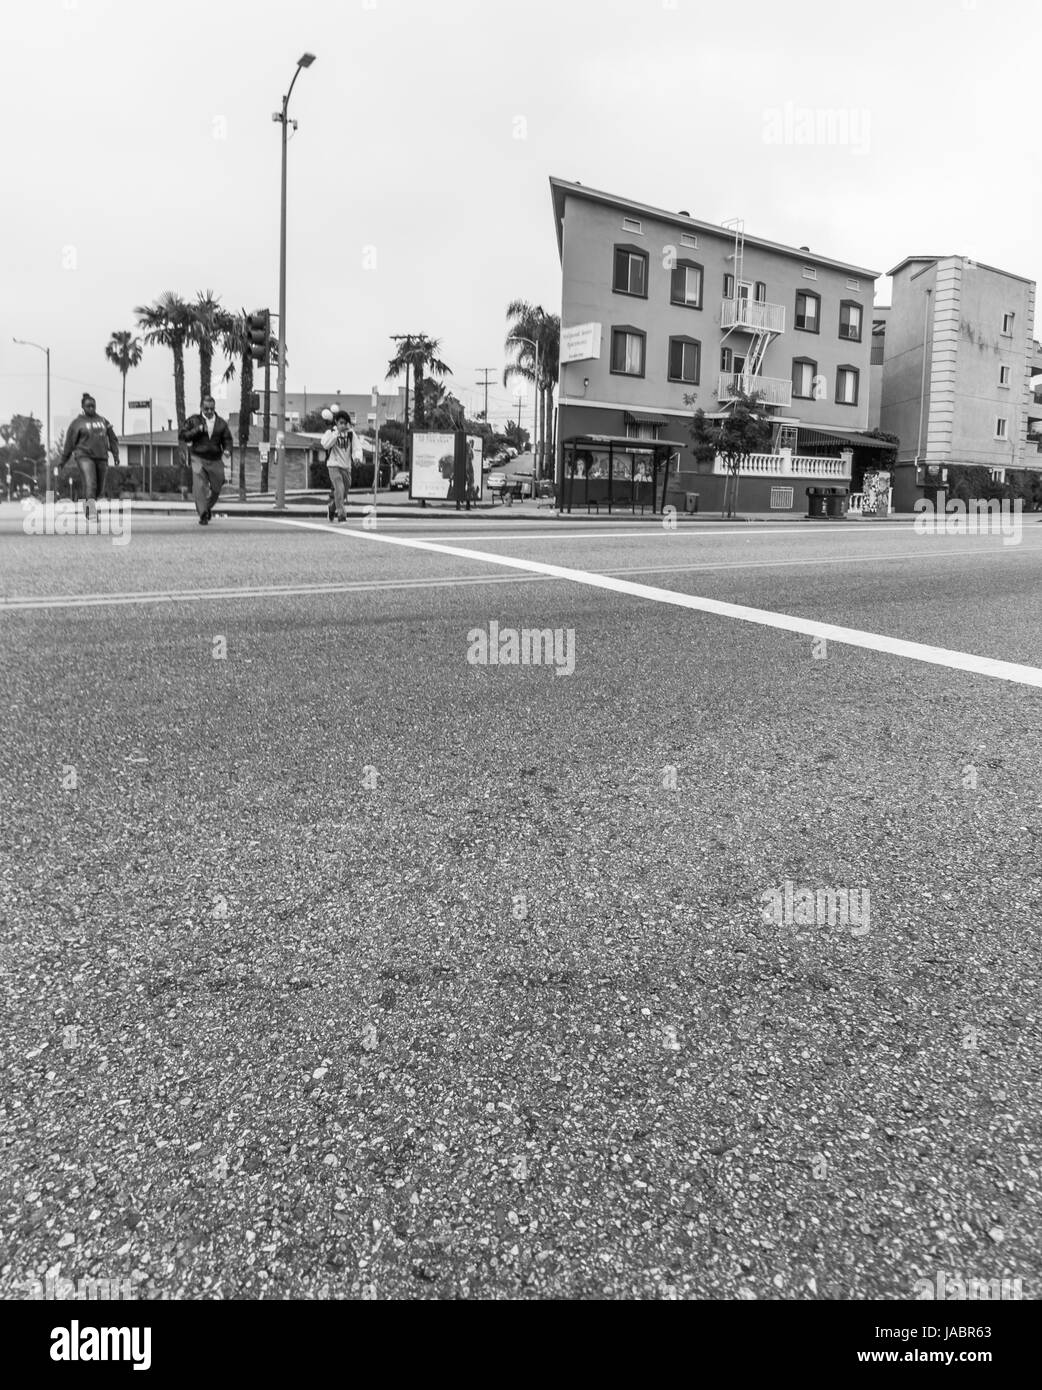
1, 507, 1040, 1300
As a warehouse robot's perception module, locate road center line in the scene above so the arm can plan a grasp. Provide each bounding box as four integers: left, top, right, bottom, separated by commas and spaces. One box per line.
269, 517, 1042, 689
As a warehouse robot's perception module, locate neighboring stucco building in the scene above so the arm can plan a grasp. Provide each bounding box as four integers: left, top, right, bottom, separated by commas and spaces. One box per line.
550, 177, 890, 512
879, 255, 1038, 509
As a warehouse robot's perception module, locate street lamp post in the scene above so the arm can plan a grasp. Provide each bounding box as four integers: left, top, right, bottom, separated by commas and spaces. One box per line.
273, 52, 316, 511
508, 335, 539, 496
12, 337, 51, 501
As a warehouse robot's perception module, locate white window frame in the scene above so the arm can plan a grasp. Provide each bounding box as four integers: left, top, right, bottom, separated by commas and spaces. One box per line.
622, 217, 644, 235
680, 232, 698, 249
668, 337, 700, 384
802, 267, 818, 280
995, 417, 1008, 439
1002, 312, 1015, 335
999, 365, 1012, 388
836, 367, 859, 405
846, 278, 861, 291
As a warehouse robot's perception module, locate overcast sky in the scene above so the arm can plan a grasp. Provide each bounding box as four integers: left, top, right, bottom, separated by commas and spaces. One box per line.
4, 0, 1038, 438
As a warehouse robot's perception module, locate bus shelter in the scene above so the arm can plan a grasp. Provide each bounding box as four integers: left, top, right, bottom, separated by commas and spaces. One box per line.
560, 434, 688, 515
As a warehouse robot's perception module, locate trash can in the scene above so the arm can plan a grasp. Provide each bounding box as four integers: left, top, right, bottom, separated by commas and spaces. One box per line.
685, 492, 699, 514
806, 486, 827, 519
825, 487, 850, 519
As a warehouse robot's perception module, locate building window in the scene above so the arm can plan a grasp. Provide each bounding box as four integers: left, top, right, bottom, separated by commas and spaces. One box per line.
680, 233, 698, 249
1000, 365, 1012, 387
721, 346, 733, 373
626, 420, 661, 441
622, 217, 643, 235
802, 267, 818, 280
795, 290, 821, 333
723, 272, 735, 299
870, 320, 886, 366
610, 327, 646, 377
996, 417, 1008, 439
836, 366, 859, 406
613, 245, 649, 298
792, 358, 817, 399
668, 336, 701, 384
846, 278, 861, 291
1002, 312, 1015, 335
670, 260, 703, 309
839, 301, 863, 342
754, 281, 767, 303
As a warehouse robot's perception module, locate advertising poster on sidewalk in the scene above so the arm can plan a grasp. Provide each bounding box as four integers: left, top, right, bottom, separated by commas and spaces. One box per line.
410, 431, 457, 501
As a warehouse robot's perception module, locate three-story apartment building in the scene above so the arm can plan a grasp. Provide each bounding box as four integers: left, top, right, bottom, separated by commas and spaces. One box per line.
878, 256, 1038, 509
551, 178, 886, 511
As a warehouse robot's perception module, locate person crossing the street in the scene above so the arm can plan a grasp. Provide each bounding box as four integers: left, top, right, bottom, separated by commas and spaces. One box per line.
60, 393, 120, 523
179, 395, 233, 525
320, 409, 359, 523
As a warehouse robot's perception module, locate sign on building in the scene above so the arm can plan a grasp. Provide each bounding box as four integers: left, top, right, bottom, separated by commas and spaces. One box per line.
560, 322, 603, 364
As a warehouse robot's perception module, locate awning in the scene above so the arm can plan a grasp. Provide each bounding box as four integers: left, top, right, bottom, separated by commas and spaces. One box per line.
623, 411, 669, 427
797, 426, 896, 451
564, 434, 688, 450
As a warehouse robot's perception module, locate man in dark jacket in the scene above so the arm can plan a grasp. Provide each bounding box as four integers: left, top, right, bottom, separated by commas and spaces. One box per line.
61, 393, 120, 521
179, 395, 233, 525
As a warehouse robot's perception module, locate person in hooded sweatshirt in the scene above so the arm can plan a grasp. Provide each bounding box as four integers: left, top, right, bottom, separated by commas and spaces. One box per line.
61, 393, 120, 521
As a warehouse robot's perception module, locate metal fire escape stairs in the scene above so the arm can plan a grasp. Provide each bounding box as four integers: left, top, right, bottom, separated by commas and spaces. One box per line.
720, 217, 781, 393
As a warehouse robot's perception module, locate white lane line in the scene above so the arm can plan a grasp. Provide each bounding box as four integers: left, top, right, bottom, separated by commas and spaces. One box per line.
2, 543, 1030, 611
268, 518, 1042, 689
360, 522, 1042, 544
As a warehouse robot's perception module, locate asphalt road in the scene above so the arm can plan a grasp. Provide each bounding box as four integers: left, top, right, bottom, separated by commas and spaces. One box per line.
2, 507, 1040, 1300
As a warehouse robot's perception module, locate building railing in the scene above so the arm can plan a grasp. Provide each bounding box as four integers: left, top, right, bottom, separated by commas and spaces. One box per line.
721, 298, 787, 334
711, 452, 851, 478
717, 372, 793, 407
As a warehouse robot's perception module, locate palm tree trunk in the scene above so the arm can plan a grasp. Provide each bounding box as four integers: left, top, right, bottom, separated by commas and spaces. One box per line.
199, 344, 212, 403
539, 384, 545, 482
173, 345, 186, 429
414, 363, 425, 428
121, 370, 127, 435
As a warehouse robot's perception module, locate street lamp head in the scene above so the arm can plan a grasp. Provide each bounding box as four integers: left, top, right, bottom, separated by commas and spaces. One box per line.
298, 52, 316, 68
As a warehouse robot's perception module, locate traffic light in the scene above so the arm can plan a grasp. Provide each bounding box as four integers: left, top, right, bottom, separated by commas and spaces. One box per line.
248, 310, 269, 364
250, 392, 260, 413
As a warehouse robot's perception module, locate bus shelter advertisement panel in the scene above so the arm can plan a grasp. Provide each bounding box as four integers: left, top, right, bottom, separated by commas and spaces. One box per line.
410, 432, 457, 501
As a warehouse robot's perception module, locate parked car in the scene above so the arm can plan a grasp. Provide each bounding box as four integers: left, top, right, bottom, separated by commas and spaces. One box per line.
390, 470, 411, 491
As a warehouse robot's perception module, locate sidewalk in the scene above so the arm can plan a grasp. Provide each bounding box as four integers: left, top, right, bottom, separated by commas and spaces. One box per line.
3, 494, 922, 525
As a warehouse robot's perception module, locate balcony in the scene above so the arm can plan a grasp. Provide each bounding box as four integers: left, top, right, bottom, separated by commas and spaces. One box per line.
717, 372, 792, 408
721, 297, 786, 334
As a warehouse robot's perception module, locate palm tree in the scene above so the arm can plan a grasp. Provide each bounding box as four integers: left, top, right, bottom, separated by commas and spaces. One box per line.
504, 302, 561, 482
104, 330, 144, 434
191, 290, 223, 402
135, 292, 194, 430
387, 335, 452, 431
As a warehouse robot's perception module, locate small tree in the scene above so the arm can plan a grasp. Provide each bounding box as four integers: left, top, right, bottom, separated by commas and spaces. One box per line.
689, 390, 772, 518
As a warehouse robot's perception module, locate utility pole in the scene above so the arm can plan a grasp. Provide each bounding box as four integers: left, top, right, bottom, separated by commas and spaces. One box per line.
475, 367, 496, 423
273, 53, 316, 511
12, 338, 51, 501
391, 335, 422, 473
